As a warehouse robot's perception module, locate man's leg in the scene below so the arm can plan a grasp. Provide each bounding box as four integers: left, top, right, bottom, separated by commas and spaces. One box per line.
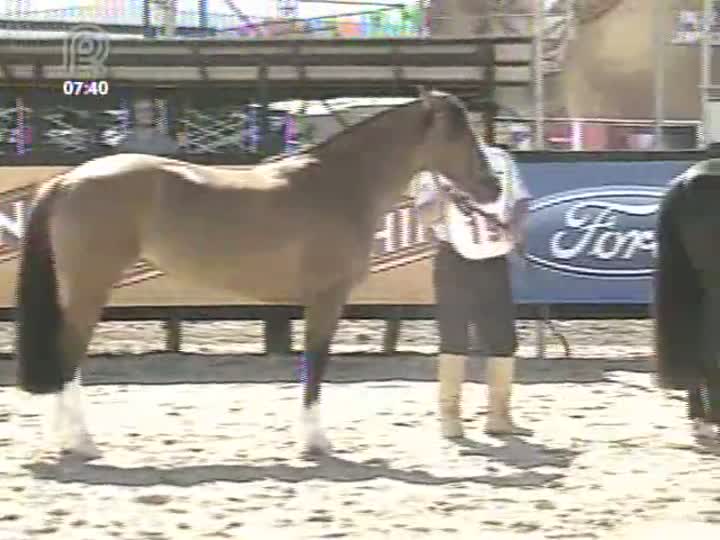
473, 256, 532, 436
433, 243, 472, 439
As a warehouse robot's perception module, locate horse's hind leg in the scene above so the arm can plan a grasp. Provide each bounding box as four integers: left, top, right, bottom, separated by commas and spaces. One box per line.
299, 284, 349, 455
705, 369, 720, 437
688, 386, 716, 440
49, 281, 119, 457
51, 234, 138, 458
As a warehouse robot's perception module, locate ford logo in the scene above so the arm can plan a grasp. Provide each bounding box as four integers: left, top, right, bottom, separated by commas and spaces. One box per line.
526, 185, 666, 279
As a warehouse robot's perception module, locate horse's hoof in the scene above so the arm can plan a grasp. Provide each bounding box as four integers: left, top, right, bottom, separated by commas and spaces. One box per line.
301, 432, 332, 457
692, 419, 719, 441
302, 444, 331, 458
62, 438, 102, 460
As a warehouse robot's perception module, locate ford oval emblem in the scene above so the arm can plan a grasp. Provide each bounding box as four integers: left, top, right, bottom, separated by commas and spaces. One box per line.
526, 185, 666, 279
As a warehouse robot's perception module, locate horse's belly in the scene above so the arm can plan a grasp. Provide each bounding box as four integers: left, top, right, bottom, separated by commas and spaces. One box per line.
142, 241, 305, 302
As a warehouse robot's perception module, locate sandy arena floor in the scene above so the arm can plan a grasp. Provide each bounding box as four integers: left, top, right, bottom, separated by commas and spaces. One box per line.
0, 320, 718, 539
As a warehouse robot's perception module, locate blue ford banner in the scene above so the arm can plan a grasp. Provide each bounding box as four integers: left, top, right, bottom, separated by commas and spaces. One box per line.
511, 160, 696, 304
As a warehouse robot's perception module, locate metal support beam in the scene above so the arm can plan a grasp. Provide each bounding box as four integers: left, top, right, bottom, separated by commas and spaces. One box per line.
162, 0, 178, 38
383, 319, 401, 355
199, 0, 209, 34
0, 63, 11, 81
143, 0, 153, 38
534, 317, 546, 360
701, 0, 714, 147
265, 315, 292, 355
532, 0, 545, 150
257, 63, 270, 155
483, 44, 496, 144
165, 317, 182, 352
653, 0, 666, 149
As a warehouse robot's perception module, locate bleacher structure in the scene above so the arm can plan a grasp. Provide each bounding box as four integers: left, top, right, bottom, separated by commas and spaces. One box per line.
0, 0, 550, 160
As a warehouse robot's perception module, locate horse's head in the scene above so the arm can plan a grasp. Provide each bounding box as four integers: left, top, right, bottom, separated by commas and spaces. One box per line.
417, 87, 500, 204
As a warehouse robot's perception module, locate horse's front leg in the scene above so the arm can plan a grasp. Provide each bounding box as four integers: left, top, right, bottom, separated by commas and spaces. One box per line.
299, 285, 348, 455
688, 386, 715, 439
705, 371, 720, 438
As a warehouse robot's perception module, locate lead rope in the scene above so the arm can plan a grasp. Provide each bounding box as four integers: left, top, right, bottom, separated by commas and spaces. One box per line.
502, 151, 571, 359
498, 151, 571, 359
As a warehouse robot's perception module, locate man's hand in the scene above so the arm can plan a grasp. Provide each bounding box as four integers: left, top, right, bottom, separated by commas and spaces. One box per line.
511, 231, 527, 258
440, 184, 476, 217
508, 199, 530, 254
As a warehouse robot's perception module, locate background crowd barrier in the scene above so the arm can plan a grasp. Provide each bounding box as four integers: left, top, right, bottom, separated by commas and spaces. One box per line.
0, 151, 705, 358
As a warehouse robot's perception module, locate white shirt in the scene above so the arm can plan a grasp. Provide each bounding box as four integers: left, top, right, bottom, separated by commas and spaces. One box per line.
413, 145, 531, 260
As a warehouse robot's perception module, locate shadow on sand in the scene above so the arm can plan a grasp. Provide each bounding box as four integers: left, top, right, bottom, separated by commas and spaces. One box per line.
0, 353, 655, 388
24, 434, 577, 489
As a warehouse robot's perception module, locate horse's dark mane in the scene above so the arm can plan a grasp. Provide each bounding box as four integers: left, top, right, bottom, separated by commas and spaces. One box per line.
259, 93, 473, 172
315, 99, 426, 151
260, 145, 314, 164
260, 98, 423, 167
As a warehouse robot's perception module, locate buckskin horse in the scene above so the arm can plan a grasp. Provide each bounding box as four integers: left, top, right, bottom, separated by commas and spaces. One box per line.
15, 88, 500, 458
654, 159, 720, 441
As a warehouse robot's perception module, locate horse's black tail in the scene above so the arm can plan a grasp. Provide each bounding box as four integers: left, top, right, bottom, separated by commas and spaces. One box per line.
653, 181, 704, 390
16, 181, 66, 394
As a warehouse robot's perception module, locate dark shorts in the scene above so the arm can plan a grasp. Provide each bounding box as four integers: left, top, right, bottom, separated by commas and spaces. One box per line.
433, 242, 517, 356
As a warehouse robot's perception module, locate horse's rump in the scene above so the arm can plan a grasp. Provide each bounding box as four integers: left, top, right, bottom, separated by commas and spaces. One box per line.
654, 175, 720, 389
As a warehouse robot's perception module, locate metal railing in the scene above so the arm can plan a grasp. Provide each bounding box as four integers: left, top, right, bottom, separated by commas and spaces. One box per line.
493, 116, 702, 151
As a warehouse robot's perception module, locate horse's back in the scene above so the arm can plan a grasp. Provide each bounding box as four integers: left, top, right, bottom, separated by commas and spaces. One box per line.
51, 153, 293, 230
669, 166, 720, 274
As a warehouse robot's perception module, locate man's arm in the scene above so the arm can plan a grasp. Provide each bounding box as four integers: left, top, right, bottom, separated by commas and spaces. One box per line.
509, 198, 530, 247
506, 156, 532, 251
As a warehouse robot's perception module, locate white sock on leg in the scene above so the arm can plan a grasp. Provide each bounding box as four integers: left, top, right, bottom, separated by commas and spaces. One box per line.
301, 402, 330, 454
61, 371, 101, 458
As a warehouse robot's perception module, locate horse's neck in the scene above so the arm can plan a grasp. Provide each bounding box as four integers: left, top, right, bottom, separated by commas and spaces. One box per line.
316, 104, 426, 214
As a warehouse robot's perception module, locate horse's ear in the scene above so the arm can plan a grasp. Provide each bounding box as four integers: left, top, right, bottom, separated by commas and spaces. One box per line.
417, 86, 433, 111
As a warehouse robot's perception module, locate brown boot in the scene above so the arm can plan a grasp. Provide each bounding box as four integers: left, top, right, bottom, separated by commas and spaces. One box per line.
485, 356, 532, 436
438, 353, 466, 439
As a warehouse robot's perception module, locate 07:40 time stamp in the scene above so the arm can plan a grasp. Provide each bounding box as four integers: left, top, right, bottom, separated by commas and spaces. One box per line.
62, 80, 110, 97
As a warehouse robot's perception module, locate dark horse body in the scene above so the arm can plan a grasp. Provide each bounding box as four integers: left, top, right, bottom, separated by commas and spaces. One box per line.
654, 159, 720, 439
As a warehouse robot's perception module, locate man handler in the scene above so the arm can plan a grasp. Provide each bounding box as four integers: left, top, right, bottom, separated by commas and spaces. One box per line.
414, 142, 532, 438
